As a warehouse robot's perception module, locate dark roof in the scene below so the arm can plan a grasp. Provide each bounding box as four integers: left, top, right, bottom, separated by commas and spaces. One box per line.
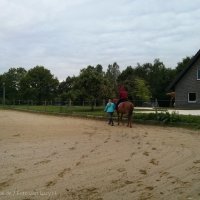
167, 49, 200, 91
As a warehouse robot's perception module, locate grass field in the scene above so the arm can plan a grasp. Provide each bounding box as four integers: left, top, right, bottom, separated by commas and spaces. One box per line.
1, 105, 200, 129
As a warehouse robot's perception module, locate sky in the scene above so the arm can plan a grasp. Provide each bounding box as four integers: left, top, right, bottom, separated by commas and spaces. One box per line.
0, 0, 200, 81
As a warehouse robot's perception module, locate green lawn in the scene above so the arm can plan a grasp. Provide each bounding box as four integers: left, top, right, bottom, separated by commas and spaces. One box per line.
1, 105, 200, 130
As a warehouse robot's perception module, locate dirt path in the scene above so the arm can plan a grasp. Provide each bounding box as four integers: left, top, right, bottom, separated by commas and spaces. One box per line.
0, 110, 200, 200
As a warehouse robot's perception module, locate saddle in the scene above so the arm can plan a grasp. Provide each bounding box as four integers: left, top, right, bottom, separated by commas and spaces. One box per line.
116, 100, 127, 111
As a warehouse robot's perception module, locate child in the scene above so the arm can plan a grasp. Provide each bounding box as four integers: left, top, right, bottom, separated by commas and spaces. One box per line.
104, 99, 115, 126
116, 85, 128, 110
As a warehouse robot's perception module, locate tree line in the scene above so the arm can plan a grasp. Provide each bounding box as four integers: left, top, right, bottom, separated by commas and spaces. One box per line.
0, 56, 191, 107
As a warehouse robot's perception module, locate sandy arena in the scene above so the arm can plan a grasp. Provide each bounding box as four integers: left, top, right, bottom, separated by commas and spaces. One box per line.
0, 110, 200, 200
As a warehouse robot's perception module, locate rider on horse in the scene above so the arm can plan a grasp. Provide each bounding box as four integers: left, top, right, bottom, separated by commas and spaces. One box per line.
116, 85, 128, 110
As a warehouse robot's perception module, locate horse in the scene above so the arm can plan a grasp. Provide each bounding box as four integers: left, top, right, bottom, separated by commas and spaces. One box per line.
113, 99, 134, 128
166, 92, 175, 107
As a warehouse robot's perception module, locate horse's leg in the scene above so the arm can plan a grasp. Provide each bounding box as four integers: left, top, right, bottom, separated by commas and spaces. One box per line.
117, 112, 120, 125
127, 114, 130, 127
120, 113, 123, 125
127, 110, 132, 128
129, 114, 132, 128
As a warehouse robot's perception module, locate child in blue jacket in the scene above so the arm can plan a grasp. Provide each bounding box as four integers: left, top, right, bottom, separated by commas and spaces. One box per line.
104, 99, 115, 126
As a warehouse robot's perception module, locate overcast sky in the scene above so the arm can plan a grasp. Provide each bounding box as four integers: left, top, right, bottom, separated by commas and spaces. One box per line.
0, 0, 200, 80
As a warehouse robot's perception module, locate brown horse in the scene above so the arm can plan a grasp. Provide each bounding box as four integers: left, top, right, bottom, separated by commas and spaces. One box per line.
113, 99, 134, 128
166, 92, 175, 107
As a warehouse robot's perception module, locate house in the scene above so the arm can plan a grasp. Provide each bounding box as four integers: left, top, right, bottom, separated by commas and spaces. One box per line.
167, 49, 200, 108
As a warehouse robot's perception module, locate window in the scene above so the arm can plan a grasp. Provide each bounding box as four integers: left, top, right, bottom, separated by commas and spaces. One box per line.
197, 67, 200, 80
188, 93, 197, 103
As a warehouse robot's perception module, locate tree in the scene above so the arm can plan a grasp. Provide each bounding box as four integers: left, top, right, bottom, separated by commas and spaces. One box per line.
95, 64, 104, 74
132, 59, 167, 105
105, 62, 121, 95
134, 78, 151, 104
0, 75, 4, 103
101, 77, 114, 100
118, 59, 174, 106
118, 66, 135, 82
134, 63, 152, 81
118, 66, 152, 105
20, 66, 59, 103
1, 67, 27, 102
58, 76, 77, 103
76, 65, 104, 109
175, 56, 191, 74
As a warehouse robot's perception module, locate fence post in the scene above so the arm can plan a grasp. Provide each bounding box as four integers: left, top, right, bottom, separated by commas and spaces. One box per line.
102, 99, 105, 106
44, 100, 47, 112
94, 99, 96, 107
2, 82, 5, 105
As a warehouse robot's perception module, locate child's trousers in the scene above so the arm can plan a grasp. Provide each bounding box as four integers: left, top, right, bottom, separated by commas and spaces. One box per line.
108, 112, 114, 125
